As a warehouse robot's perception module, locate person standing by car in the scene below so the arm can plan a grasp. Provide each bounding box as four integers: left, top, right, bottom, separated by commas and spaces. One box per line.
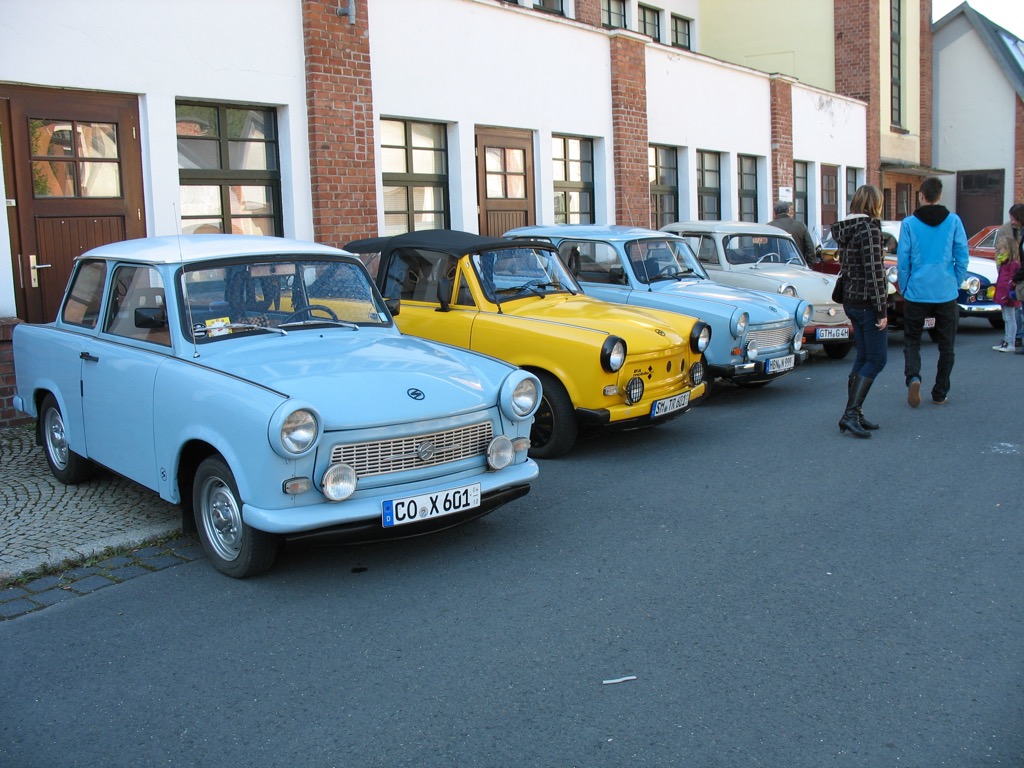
830, 185, 888, 438
993, 204, 1024, 352
897, 177, 969, 406
768, 200, 817, 264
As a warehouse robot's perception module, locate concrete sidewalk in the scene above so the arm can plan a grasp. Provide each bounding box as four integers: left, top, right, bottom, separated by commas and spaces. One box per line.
0, 424, 182, 582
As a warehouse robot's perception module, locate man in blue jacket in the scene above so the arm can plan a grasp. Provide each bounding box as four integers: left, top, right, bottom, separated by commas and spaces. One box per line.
897, 177, 969, 407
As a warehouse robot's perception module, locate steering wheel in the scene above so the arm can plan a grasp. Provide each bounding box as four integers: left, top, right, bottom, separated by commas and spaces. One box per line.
756, 252, 782, 264
657, 264, 679, 276
282, 304, 340, 323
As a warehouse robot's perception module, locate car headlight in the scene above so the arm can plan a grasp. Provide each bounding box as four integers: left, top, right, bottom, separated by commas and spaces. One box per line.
796, 301, 812, 328
962, 276, 981, 296
601, 336, 626, 372
500, 370, 540, 421
746, 339, 760, 361
886, 265, 899, 286
487, 435, 515, 470
779, 284, 797, 297
793, 332, 803, 352
269, 402, 322, 458
731, 311, 749, 338
690, 322, 711, 353
321, 463, 357, 501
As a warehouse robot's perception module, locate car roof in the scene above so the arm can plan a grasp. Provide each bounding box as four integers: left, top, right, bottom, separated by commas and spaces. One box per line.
346, 229, 552, 257
78, 235, 351, 265
662, 220, 793, 237
508, 224, 681, 242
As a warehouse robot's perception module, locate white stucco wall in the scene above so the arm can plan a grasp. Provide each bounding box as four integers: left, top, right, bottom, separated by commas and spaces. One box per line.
933, 14, 1018, 207
0, 0, 313, 317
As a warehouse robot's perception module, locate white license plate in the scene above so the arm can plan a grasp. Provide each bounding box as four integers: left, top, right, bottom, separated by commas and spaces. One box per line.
766, 355, 795, 374
924, 317, 936, 329
817, 327, 850, 340
651, 391, 690, 417
382, 483, 481, 528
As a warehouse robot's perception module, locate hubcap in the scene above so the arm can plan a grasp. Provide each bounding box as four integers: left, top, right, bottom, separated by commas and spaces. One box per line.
44, 408, 69, 470
201, 477, 243, 561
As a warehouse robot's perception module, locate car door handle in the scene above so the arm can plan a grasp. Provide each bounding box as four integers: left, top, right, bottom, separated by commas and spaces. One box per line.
80, 352, 99, 362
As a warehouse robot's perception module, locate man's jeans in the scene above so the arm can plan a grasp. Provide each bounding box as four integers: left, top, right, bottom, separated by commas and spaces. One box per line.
903, 299, 958, 401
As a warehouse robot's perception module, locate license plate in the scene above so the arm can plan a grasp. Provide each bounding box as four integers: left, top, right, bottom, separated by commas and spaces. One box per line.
766, 354, 795, 374
651, 391, 690, 417
924, 317, 936, 329
382, 483, 481, 528
817, 327, 850, 340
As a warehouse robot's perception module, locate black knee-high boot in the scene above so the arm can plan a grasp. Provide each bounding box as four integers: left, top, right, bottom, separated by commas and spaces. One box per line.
839, 375, 874, 438
848, 373, 879, 430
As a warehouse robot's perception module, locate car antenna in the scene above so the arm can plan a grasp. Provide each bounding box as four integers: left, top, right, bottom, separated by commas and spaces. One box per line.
173, 204, 201, 359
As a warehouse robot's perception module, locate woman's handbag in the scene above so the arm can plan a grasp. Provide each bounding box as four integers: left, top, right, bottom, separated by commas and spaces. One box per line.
831, 273, 844, 303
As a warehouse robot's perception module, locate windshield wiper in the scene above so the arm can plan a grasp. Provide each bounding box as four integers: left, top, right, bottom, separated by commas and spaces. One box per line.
210, 322, 288, 336
279, 319, 359, 330
648, 270, 694, 282
494, 280, 567, 298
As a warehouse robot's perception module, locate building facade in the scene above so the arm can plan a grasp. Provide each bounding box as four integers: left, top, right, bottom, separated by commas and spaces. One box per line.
0, 0, 865, 425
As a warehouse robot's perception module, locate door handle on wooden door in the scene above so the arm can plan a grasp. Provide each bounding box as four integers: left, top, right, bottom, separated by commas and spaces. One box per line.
29, 254, 53, 288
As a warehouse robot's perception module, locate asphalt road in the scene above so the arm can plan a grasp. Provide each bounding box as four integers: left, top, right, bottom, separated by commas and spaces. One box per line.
1, 319, 1021, 768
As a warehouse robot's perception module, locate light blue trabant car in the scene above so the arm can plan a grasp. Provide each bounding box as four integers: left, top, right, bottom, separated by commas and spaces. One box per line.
506, 225, 812, 389
12, 235, 541, 578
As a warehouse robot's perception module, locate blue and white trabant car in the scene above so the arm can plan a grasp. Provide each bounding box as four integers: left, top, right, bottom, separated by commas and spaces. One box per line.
12, 235, 540, 578
506, 225, 812, 389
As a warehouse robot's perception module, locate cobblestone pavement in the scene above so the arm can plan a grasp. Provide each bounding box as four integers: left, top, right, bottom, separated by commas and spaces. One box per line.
0, 424, 189, 618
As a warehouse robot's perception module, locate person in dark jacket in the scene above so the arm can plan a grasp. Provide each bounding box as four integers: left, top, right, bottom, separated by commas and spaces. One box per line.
768, 200, 817, 264
830, 185, 888, 438
897, 177, 969, 405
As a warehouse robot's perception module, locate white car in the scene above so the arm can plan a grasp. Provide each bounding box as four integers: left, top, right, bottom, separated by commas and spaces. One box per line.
662, 221, 853, 359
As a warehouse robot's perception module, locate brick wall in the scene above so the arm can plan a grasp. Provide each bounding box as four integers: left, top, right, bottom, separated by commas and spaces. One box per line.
919, 0, 933, 168
834, 0, 881, 187
609, 33, 650, 226
770, 76, 795, 197
0, 319, 32, 428
575, 0, 601, 27
302, 0, 378, 247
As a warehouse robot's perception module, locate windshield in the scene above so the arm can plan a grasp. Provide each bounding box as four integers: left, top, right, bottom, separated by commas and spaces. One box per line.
181, 256, 390, 342
471, 245, 581, 303
625, 238, 707, 284
722, 234, 807, 267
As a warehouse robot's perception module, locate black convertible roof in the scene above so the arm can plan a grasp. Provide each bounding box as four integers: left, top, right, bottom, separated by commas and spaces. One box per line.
345, 229, 550, 257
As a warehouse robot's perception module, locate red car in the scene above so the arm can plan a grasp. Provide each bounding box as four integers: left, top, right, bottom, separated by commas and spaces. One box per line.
968, 225, 999, 259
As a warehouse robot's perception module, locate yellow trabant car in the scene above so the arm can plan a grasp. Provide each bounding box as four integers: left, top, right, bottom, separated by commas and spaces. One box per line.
346, 230, 710, 458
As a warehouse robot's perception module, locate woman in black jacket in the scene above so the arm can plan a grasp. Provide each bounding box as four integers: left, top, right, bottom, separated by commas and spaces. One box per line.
830, 185, 889, 438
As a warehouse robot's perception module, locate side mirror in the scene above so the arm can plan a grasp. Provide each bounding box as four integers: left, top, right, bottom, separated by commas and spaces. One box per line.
609, 266, 627, 285
385, 297, 400, 317
435, 278, 451, 312
134, 306, 167, 329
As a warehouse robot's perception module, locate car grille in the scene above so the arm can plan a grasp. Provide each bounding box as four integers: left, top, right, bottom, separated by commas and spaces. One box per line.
745, 324, 793, 352
329, 422, 493, 478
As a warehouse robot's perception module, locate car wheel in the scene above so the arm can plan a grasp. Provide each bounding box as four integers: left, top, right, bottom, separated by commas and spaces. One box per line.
40, 393, 93, 485
824, 342, 852, 360
528, 371, 578, 460
193, 455, 278, 578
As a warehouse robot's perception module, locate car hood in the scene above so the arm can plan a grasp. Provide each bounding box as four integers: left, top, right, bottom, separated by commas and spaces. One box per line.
193, 330, 510, 424
743, 264, 838, 304
644, 279, 795, 322
501, 293, 690, 351
967, 256, 996, 282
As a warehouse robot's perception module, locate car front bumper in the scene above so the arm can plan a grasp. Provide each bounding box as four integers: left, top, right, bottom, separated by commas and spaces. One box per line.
711, 348, 808, 380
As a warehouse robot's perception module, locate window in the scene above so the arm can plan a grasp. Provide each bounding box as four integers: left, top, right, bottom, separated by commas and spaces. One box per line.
61, 260, 106, 328
671, 15, 691, 50
534, 0, 563, 13
381, 119, 449, 235
639, 5, 660, 40
602, 0, 626, 28
890, 0, 902, 127
176, 102, 281, 236
30, 119, 122, 199
794, 161, 809, 224
649, 145, 677, 229
553, 136, 594, 224
697, 151, 721, 221
104, 266, 169, 346
896, 182, 913, 219
737, 155, 758, 223
846, 168, 858, 212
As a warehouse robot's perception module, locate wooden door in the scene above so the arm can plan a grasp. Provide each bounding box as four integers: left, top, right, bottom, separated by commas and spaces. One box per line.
956, 170, 1004, 239
820, 164, 839, 228
475, 127, 534, 237
1, 85, 146, 322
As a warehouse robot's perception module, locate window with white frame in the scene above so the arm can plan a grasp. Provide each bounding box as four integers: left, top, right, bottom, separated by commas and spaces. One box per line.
380, 119, 449, 235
